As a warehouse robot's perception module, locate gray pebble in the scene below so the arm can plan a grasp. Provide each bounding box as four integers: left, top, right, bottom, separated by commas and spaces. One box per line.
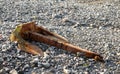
0, 57, 3, 62
42, 62, 51, 69
38, 62, 42, 68
0, 44, 2, 48
17, 55, 25, 59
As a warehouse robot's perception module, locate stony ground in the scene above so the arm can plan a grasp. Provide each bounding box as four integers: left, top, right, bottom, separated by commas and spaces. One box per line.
0, 0, 120, 74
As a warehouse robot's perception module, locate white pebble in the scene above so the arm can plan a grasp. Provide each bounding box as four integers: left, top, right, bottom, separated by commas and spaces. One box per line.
63, 68, 70, 74
9, 69, 18, 74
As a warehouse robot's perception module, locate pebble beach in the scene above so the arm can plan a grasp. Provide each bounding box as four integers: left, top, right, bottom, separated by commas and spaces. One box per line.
0, 0, 120, 74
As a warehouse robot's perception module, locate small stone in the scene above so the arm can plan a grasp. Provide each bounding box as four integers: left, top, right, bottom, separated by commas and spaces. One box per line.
84, 72, 89, 74
32, 72, 36, 74
18, 71, 24, 74
73, 57, 77, 60
0, 20, 2, 24
0, 34, 2, 40
63, 68, 70, 74
90, 24, 93, 27
99, 26, 103, 29
43, 52, 49, 59
100, 17, 108, 21
0, 69, 6, 74
99, 72, 105, 74
0, 44, 2, 49
33, 58, 39, 62
2, 45, 7, 51
24, 64, 29, 68
38, 62, 42, 67
54, 13, 63, 19
0, 57, 3, 62
4, 67, 9, 71
62, 18, 69, 22
31, 62, 38, 67
42, 62, 50, 69
24, 71, 32, 74
79, 58, 84, 61
9, 69, 18, 74
41, 71, 53, 74
117, 53, 120, 56
32, 58, 39, 63
17, 55, 25, 59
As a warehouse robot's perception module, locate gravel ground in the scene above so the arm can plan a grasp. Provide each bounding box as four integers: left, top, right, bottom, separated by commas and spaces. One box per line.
0, 0, 120, 74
